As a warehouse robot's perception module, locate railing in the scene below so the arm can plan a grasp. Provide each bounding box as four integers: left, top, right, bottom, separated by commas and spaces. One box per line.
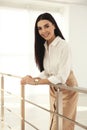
0, 72, 87, 130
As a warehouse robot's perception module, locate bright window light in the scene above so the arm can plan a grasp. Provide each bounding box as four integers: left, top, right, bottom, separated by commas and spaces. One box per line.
0, 7, 65, 75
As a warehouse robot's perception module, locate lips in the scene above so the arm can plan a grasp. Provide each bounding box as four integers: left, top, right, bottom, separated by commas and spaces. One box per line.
42, 33, 50, 39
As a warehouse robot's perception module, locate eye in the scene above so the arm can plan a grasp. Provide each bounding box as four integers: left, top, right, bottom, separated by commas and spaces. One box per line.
37, 27, 42, 31
45, 24, 50, 28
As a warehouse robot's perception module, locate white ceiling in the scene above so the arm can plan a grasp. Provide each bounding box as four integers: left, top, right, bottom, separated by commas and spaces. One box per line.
39, 0, 87, 5
0, 0, 87, 8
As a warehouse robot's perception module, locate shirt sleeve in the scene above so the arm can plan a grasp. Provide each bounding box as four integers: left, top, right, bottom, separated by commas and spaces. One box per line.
48, 43, 72, 84
38, 70, 49, 79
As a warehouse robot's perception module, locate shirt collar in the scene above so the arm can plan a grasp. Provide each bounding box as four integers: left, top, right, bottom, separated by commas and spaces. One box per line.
44, 36, 60, 49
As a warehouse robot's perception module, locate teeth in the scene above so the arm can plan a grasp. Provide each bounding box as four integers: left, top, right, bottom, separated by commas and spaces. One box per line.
43, 34, 49, 38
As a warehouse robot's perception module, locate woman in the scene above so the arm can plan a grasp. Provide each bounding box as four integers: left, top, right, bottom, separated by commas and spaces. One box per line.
21, 12, 78, 130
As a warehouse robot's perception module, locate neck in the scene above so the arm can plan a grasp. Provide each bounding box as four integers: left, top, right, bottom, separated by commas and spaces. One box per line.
47, 35, 56, 45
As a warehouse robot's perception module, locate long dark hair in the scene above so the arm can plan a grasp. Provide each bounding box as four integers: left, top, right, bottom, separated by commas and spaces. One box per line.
34, 12, 65, 72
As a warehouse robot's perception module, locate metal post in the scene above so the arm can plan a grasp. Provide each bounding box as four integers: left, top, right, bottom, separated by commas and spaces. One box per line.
21, 85, 25, 130
56, 88, 63, 130
1, 75, 4, 122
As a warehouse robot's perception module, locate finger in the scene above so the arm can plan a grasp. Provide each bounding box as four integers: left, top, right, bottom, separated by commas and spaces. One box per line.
20, 78, 26, 85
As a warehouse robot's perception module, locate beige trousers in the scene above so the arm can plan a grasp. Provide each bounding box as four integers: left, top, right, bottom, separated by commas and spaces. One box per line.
49, 71, 79, 130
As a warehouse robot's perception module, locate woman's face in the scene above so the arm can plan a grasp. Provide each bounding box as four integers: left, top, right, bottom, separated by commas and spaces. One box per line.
37, 20, 56, 44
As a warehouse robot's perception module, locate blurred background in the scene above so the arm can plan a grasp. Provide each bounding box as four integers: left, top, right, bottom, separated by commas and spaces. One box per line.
0, 0, 87, 130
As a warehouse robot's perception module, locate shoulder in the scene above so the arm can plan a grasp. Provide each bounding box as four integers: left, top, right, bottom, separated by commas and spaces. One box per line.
58, 37, 72, 56
57, 36, 70, 49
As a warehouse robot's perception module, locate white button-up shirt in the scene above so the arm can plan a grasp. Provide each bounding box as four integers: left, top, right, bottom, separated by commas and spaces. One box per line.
39, 36, 72, 84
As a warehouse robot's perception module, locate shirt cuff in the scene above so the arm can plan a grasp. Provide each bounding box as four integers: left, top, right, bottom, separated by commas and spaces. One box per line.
48, 75, 63, 85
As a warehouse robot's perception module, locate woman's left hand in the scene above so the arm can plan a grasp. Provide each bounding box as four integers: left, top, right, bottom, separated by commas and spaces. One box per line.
21, 75, 35, 86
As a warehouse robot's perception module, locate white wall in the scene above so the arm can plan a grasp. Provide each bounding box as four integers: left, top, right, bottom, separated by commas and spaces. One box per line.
69, 5, 87, 87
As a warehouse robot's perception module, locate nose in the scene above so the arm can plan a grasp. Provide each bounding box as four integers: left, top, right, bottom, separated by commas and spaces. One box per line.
41, 28, 46, 33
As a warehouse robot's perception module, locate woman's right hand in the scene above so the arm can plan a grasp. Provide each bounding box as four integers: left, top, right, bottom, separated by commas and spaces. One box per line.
20, 75, 33, 86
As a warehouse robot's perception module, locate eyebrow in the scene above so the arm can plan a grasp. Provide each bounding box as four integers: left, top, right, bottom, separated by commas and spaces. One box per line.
37, 23, 50, 28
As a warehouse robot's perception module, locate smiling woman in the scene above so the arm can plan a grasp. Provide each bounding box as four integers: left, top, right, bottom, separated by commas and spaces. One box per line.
20, 12, 79, 130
